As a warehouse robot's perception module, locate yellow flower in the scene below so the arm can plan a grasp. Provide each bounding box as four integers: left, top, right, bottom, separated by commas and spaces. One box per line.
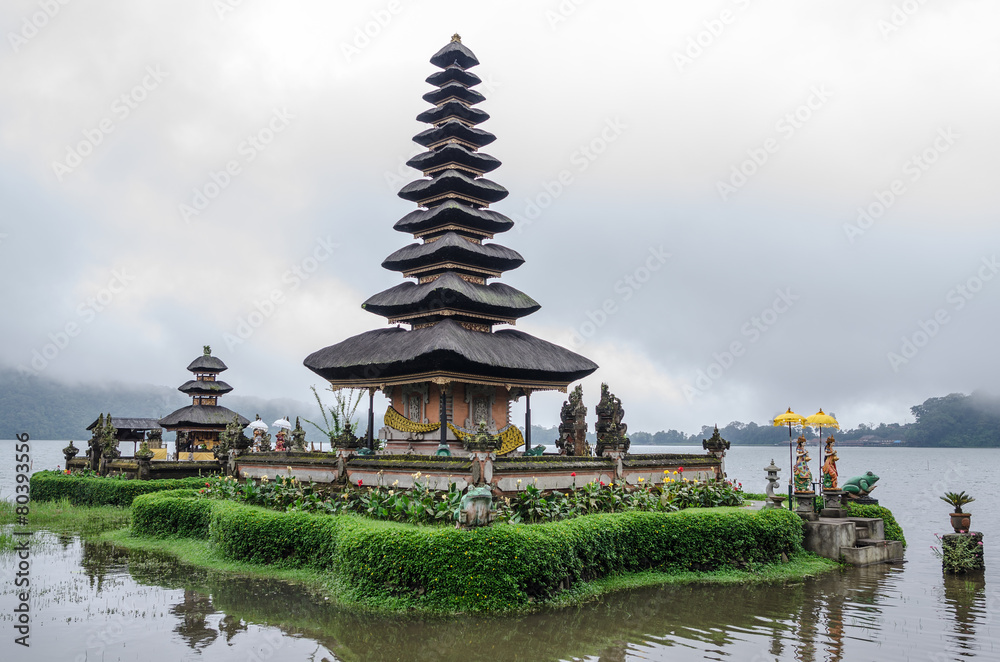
638, 477, 644, 483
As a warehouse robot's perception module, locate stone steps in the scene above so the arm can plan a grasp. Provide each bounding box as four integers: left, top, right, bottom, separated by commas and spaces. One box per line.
803, 516, 903, 566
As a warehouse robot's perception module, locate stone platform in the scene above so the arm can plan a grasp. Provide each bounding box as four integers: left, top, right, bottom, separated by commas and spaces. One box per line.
803, 516, 903, 566
234, 450, 722, 494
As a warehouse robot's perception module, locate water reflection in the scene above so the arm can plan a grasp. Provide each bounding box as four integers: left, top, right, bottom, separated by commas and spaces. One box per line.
4, 535, 992, 661
941, 572, 987, 657
114, 543, 900, 662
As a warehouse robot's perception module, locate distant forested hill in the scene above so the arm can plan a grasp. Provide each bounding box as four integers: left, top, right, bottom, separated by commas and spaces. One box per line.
627, 392, 999, 447
0, 368, 316, 441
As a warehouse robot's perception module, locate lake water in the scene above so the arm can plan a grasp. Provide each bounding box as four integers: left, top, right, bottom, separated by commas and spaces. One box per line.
1, 440, 997, 661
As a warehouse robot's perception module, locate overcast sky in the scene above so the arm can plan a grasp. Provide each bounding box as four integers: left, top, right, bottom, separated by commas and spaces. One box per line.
1, 1, 997, 434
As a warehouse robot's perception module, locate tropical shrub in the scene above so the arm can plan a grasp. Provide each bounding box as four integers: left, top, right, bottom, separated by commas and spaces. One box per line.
30, 471, 213, 507
843, 502, 906, 547
130, 491, 803, 612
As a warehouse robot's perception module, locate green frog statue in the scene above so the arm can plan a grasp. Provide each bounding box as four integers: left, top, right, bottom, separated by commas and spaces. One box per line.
841, 472, 880, 499
456, 485, 494, 528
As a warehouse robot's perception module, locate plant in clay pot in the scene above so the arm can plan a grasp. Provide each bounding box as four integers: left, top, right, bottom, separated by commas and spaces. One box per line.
940, 491, 975, 533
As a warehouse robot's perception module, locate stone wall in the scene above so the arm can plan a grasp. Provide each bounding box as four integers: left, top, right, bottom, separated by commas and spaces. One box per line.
234, 451, 723, 493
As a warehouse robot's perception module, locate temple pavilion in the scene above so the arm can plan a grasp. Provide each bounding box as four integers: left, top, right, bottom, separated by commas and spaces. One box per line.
304, 35, 598, 456
159, 346, 248, 450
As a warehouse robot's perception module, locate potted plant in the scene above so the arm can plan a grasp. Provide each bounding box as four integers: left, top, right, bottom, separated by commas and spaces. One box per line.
940, 491, 975, 532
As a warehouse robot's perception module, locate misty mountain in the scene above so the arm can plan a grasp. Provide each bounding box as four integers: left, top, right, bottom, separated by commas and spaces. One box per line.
0, 368, 319, 441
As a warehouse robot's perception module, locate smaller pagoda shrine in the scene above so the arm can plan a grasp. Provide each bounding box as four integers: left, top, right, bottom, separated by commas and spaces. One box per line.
159, 346, 248, 451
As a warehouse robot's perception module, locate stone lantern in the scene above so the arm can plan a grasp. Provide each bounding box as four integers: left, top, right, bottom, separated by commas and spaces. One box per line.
764, 459, 786, 509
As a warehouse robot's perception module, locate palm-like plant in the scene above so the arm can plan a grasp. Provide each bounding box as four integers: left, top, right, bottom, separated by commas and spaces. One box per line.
304, 385, 363, 442
940, 491, 975, 513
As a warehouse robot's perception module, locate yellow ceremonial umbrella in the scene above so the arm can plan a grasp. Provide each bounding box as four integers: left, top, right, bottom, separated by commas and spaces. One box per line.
805, 409, 840, 491
773, 408, 806, 501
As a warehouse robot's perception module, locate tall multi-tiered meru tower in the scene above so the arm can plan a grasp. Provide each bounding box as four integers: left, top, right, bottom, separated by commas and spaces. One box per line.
304, 35, 597, 456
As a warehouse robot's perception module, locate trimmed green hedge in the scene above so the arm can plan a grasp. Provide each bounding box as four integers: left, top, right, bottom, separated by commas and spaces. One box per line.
131, 492, 804, 612
845, 502, 906, 547
30, 471, 215, 507
132, 490, 214, 538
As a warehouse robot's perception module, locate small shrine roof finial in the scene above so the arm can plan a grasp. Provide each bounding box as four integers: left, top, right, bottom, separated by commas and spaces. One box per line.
203, 345, 211, 356
451, 33, 462, 43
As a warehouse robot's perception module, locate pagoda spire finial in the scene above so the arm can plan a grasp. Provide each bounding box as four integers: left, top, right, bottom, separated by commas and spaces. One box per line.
203, 345, 211, 356
451, 33, 461, 43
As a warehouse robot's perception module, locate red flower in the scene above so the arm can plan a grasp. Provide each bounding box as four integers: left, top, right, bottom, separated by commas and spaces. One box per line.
571, 472, 576, 477
205, 482, 210, 487
677, 466, 684, 473
600, 481, 605, 486
357, 479, 363, 486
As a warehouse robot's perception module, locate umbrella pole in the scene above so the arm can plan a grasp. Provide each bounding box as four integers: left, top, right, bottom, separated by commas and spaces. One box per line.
817, 426, 822, 496
788, 423, 794, 510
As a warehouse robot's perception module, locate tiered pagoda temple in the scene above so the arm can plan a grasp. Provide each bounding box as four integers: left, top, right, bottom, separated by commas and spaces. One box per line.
304, 35, 598, 456
159, 346, 248, 450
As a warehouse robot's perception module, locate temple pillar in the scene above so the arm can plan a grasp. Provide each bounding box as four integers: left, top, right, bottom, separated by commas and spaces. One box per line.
367, 388, 375, 451
524, 390, 532, 453
439, 385, 448, 447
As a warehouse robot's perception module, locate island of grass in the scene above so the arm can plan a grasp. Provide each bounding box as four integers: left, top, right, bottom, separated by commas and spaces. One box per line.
3, 471, 850, 613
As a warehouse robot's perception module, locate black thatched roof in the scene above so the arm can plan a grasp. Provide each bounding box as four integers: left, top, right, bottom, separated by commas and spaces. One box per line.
398, 170, 507, 206
304, 38, 598, 392
430, 39, 479, 69
186, 355, 228, 373
381, 233, 523, 274
416, 101, 489, 126
413, 120, 496, 149
178, 379, 234, 395
422, 83, 485, 106
393, 200, 514, 237
86, 417, 162, 431
406, 144, 500, 175
304, 319, 597, 386
159, 405, 249, 429
362, 272, 538, 321
426, 64, 481, 88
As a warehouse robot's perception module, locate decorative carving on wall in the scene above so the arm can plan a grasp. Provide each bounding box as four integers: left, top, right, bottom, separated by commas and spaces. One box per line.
464, 384, 496, 429
401, 383, 430, 423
